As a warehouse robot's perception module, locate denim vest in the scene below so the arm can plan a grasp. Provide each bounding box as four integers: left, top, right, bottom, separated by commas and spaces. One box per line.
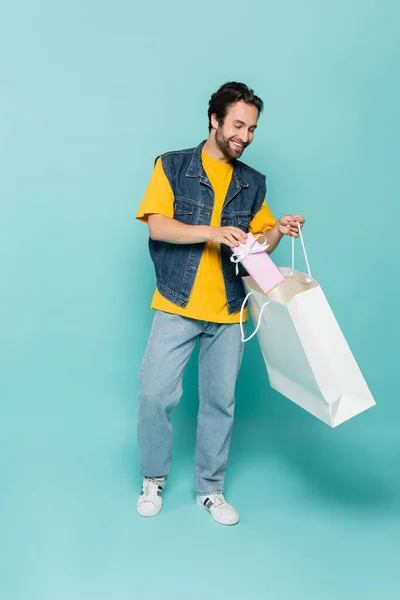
149, 140, 266, 315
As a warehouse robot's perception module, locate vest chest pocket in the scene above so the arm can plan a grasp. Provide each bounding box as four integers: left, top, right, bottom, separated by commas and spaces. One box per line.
235, 212, 252, 231
221, 212, 252, 231
174, 197, 196, 224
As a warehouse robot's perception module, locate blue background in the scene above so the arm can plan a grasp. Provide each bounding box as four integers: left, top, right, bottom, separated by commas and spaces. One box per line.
1, 1, 399, 598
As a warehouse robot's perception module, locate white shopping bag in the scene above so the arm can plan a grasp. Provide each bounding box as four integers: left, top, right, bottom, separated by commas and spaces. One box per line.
241, 226, 376, 427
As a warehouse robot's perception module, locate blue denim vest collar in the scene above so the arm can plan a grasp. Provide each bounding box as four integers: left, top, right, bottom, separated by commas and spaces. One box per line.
148, 141, 266, 315
185, 140, 249, 192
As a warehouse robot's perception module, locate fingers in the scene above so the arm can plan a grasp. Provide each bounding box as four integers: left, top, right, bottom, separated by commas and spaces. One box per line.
231, 227, 248, 241
279, 215, 305, 227
210, 226, 248, 247
279, 227, 291, 236
226, 227, 247, 246
223, 234, 240, 248
288, 227, 301, 237
289, 224, 301, 236
280, 215, 305, 237
220, 232, 242, 248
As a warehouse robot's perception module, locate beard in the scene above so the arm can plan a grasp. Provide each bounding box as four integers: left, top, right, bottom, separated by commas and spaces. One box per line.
215, 126, 248, 161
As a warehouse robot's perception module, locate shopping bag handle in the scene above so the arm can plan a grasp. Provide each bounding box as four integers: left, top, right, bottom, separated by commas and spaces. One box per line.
292, 222, 312, 278
240, 223, 309, 344
240, 291, 270, 343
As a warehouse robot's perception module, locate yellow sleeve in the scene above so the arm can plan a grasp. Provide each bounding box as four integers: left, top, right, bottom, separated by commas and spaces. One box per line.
136, 158, 174, 223
249, 201, 276, 236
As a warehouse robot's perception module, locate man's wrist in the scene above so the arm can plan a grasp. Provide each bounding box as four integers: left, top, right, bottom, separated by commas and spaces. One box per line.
273, 221, 283, 238
195, 225, 212, 243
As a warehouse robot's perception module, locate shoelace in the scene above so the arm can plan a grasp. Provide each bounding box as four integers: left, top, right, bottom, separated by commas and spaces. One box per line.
211, 494, 230, 511
142, 477, 164, 502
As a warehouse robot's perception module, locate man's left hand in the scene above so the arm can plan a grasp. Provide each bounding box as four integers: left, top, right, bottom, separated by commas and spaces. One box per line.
277, 215, 306, 238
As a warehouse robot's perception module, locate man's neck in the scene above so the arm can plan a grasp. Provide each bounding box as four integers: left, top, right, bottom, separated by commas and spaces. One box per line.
202, 136, 232, 164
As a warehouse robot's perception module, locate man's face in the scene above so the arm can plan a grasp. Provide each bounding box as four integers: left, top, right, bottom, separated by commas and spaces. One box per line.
213, 101, 259, 161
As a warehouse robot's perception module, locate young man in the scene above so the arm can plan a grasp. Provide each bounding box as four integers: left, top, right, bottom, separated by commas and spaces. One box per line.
136, 82, 305, 525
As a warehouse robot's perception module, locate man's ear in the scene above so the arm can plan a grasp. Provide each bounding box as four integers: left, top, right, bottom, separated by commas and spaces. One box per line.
210, 113, 219, 130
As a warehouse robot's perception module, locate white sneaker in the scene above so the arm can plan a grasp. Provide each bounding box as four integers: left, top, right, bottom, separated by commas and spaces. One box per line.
196, 493, 240, 525
136, 477, 166, 517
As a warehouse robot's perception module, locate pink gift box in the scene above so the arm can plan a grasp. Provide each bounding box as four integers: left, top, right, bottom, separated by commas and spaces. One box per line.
231, 232, 284, 294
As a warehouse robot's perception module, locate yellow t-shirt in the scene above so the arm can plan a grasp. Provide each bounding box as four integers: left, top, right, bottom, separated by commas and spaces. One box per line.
136, 150, 276, 323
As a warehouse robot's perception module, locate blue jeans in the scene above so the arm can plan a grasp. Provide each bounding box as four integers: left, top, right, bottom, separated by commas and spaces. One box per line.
138, 311, 245, 494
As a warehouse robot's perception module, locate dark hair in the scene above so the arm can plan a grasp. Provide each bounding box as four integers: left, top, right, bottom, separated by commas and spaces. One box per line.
208, 82, 264, 132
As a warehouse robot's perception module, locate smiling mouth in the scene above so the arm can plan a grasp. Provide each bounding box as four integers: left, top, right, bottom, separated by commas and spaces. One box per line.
231, 140, 245, 150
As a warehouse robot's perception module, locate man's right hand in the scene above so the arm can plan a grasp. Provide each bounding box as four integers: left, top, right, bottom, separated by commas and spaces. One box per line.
206, 226, 248, 248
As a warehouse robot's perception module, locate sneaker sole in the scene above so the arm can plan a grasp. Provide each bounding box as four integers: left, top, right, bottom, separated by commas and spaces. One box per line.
137, 504, 162, 518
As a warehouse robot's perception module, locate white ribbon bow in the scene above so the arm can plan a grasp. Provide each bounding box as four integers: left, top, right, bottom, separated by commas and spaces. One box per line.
230, 235, 269, 275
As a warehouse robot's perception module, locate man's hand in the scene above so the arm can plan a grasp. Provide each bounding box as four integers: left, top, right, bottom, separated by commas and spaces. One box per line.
262, 214, 306, 254
277, 214, 306, 238
148, 214, 248, 247
207, 226, 248, 248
